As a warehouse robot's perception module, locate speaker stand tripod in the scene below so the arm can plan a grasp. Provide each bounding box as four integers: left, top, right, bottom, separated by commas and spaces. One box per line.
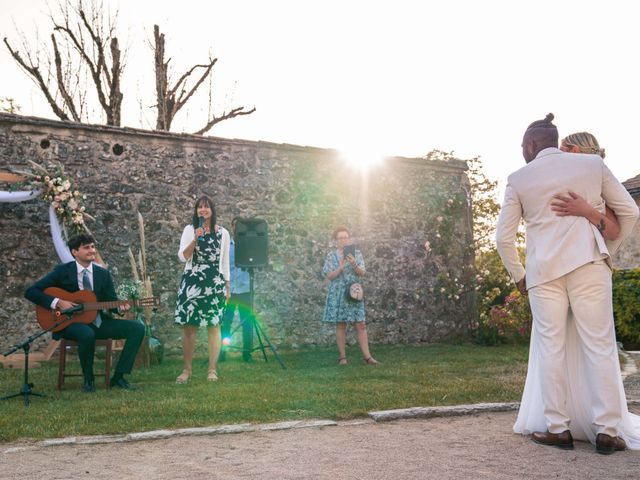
240, 267, 286, 369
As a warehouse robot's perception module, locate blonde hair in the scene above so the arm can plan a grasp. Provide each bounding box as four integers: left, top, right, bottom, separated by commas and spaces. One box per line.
561, 131, 606, 158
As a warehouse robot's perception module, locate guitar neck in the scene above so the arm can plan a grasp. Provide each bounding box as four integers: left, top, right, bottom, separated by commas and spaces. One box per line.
82, 299, 139, 311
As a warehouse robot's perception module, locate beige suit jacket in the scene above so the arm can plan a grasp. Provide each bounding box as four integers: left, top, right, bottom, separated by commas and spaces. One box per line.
495, 147, 639, 289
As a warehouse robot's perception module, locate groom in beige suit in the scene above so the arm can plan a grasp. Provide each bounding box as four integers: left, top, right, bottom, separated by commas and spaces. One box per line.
496, 113, 639, 454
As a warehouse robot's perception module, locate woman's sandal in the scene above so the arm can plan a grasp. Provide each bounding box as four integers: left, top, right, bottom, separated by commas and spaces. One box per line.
175, 370, 191, 384
363, 357, 380, 365
338, 357, 348, 365
207, 369, 219, 382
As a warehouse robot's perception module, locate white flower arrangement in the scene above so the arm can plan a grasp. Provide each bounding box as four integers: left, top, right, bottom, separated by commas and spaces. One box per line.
13, 160, 93, 236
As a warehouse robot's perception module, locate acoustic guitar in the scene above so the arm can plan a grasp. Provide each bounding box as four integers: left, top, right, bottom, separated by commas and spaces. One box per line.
36, 287, 160, 332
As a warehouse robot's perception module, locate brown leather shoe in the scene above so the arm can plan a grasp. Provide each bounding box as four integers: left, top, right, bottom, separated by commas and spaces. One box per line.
596, 433, 626, 455
531, 430, 574, 450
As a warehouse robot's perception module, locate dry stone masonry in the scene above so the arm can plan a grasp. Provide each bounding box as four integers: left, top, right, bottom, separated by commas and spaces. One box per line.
0, 113, 475, 354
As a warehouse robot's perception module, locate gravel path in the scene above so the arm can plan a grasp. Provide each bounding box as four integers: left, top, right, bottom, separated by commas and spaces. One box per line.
2, 407, 639, 479
1, 353, 638, 480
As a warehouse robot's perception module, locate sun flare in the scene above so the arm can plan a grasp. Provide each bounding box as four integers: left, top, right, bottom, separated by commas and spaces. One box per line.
338, 146, 384, 171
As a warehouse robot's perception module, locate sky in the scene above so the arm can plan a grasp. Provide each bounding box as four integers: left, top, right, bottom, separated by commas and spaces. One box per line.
2, 0, 639, 195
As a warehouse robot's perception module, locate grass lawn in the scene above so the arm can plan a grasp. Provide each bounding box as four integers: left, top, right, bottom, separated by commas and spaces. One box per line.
0, 343, 528, 443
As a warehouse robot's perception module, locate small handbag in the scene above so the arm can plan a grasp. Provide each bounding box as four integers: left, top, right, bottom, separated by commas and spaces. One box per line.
346, 282, 364, 302
332, 251, 364, 302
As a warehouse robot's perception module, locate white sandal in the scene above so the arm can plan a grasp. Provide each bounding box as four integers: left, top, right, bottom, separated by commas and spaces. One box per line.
176, 369, 191, 384
207, 369, 219, 382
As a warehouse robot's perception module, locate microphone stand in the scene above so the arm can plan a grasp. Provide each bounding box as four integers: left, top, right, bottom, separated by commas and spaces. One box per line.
1, 313, 75, 406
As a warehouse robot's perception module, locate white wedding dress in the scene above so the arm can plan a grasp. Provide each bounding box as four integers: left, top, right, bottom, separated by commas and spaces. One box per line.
514, 314, 640, 449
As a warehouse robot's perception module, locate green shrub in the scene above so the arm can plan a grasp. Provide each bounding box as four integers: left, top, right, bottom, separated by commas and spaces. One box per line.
487, 291, 532, 345
612, 268, 640, 349
473, 248, 523, 345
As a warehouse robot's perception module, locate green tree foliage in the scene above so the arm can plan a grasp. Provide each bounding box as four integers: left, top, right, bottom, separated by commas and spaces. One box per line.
467, 156, 526, 344
468, 156, 501, 252
612, 268, 640, 349
0, 97, 21, 113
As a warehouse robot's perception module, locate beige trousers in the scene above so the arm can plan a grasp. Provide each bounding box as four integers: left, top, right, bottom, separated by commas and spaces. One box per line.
527, 260, 622, 437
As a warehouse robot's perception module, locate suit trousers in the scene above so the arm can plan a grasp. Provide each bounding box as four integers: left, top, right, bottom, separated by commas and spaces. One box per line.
221, 292, 254, 359
57, 318, 145, 381
527, 260, 622, 437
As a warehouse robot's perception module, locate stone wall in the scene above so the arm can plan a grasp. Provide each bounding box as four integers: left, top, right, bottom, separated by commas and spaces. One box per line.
0, 113, 475, 354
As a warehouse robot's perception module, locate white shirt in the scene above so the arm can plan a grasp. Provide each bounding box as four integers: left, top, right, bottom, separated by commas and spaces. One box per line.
50, 261, 95, 309
76, 261, 94, 290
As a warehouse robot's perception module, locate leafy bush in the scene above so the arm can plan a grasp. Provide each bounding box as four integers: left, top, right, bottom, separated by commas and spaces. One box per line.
464, 156, 528, 345
487, 291, 532, 345
473, 248, 514, 344
612, 268, 640, 349
475, 267, 640, 348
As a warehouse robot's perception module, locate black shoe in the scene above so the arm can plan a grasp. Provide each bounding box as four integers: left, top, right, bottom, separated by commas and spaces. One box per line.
110, 376, 136, 391
82, 379, 96, 393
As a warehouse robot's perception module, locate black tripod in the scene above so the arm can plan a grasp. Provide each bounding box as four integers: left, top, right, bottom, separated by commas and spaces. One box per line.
1, 314, 71, 406
228, 268, 285, 369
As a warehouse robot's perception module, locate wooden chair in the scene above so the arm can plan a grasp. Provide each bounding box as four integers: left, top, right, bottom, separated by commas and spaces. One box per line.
57, 338, 113, 390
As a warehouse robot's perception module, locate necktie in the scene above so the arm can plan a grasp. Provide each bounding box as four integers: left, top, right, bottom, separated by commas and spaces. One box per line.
83, 269, 102, 328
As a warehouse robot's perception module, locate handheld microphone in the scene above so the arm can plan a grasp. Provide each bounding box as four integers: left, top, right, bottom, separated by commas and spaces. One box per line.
196, 216, 205, 241
56, 304, 84, 316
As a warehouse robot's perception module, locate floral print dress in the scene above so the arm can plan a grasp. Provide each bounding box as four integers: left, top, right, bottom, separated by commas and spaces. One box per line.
174, 229, 226, 327
322, 249, 366, 323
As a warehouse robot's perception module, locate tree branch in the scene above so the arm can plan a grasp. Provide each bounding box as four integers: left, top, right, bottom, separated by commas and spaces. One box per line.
153, 24, 253, 133
173, 58, 217, 111
3, 37, 70, 121
78, 7, 110, 85
51, 33, 80, 121
154, 25, 168, 129
108, 37, 122, 126
52, 4, 123, 126
54, 23, 109, 114
193, 106, 256, 135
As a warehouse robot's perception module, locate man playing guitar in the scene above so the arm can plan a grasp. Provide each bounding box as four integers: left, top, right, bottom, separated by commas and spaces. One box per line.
25, 234, 145, 392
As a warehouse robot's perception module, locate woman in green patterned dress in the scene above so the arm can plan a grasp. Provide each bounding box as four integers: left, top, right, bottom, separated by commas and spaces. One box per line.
322, 226, 378, 365
174, 195, 230, 383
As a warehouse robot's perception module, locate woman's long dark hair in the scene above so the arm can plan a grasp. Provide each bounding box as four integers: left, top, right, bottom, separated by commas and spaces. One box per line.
192, 195, 216, 229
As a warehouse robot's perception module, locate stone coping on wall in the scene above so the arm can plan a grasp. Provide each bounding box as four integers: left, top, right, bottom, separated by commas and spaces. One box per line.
0, 112, 467, 173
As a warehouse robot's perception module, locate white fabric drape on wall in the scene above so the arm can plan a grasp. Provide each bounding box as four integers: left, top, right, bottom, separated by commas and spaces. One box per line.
48, 205, 74, 263
0, 190, 40, 202
0, 188, 73, 263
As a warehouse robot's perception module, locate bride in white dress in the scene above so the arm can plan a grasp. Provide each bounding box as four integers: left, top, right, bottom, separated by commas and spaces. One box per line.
513, 132, 640, 449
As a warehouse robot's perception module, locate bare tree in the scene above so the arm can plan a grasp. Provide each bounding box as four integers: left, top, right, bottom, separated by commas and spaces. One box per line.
153, 24, 255, 134
4, 0, 124, 126
3, 30, 81, 122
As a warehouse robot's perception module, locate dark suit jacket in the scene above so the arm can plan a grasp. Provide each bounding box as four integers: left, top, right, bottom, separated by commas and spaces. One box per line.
25, 261, 118, 318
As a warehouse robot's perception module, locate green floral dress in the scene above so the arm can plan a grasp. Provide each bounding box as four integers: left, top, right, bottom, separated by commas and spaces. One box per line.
322, 249, 366, 323
174, 230, 226, 327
